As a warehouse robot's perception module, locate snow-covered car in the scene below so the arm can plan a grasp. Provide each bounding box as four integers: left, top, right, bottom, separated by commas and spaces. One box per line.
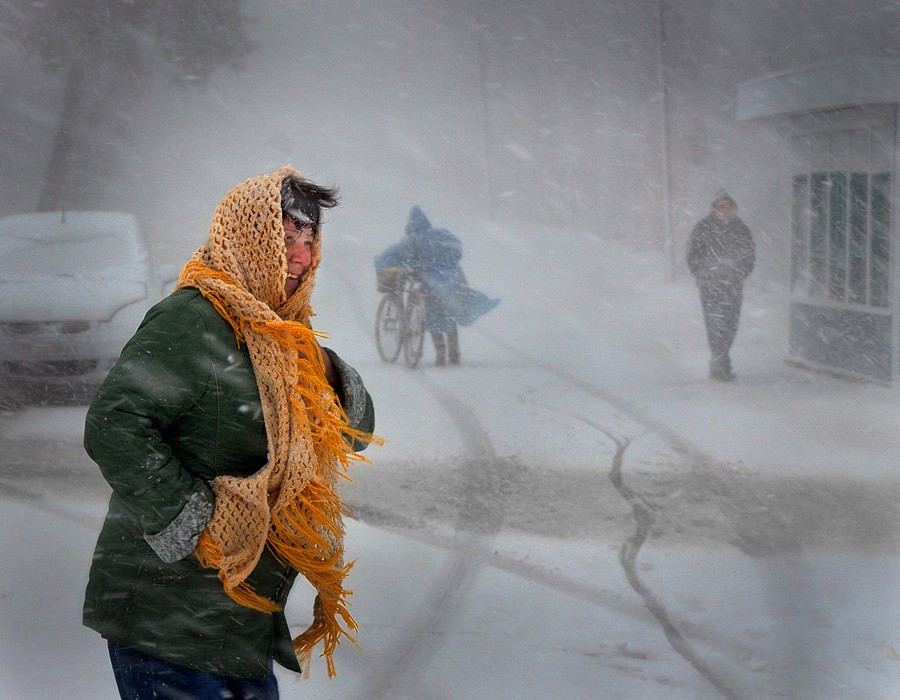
0, 211, 166, 402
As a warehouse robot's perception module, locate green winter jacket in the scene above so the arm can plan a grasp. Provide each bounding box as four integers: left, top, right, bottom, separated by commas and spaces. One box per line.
82, 287, 374, 679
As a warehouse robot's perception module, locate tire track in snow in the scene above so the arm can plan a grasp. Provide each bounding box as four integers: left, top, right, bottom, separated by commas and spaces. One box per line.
386, 522, 771, 667
333, 270, 515, 698
484, 314, 744, 699
339, 273, 737, 695
365, 376, 508, 700
474, 326, 714, 464
588, 419, 742, 700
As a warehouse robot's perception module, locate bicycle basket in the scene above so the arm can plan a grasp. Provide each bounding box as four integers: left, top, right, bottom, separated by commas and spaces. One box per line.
377, 267, 403, 292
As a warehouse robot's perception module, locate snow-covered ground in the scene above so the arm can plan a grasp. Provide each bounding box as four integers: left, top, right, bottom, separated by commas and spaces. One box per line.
1, 228, 898, 699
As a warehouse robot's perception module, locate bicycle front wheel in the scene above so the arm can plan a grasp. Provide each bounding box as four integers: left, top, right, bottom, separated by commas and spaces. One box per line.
375, 294, 403, 363
403, 293, 426, 368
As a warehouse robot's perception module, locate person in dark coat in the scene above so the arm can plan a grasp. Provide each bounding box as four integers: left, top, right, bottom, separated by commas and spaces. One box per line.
374, 206, 499, 366
82, 166, 376, 699
687, 191, 755, 381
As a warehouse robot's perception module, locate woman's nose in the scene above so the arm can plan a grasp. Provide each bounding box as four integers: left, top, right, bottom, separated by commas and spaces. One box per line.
289, 245, 311, 265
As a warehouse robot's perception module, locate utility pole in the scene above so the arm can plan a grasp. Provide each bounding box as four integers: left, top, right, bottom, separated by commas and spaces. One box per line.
656, 0, 677, 281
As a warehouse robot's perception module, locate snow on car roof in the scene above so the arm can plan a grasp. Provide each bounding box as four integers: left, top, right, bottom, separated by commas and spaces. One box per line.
0, 211, 141, 243
0, 211, 149, 279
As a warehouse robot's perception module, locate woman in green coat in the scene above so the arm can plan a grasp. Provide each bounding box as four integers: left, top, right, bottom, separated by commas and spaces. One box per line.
83, 166, 375, 699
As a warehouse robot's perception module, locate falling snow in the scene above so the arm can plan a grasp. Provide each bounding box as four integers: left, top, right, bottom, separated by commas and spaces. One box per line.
0, 1, 898, 699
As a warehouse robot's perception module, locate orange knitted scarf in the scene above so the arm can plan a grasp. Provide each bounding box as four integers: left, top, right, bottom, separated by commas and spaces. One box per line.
176, 165, 375, 677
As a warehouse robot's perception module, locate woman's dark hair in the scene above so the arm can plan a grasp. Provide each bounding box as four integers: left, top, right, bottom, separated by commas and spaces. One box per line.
280, 176, 339, 226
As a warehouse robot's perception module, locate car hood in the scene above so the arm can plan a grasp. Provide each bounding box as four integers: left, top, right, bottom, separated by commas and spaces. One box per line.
0, 274, 149, 323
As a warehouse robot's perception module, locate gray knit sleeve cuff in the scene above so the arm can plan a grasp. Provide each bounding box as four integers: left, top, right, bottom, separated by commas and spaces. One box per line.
323, 348, 367, 427
144, 488, 214, 564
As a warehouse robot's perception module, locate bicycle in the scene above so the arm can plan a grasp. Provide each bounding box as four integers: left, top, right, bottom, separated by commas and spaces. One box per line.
375, 267, 426, 368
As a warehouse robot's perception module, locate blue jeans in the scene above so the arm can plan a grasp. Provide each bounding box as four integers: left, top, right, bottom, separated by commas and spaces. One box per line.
107, 640, 279, 700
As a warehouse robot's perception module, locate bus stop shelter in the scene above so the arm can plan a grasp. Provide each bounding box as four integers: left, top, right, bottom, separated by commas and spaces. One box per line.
738, 59, 899, 383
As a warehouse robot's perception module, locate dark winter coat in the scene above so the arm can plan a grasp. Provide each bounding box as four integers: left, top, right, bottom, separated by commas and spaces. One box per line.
82, 288, 374, 679
687, 213, 755, 288
374, 206, 499, 333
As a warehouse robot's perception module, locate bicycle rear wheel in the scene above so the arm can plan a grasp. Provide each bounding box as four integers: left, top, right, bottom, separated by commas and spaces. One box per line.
403, 293, 426, 368
375, 293, 403, 362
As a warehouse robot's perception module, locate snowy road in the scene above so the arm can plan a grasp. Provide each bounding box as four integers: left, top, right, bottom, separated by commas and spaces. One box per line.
341, 347, 900, 699
1, 260, 899, 698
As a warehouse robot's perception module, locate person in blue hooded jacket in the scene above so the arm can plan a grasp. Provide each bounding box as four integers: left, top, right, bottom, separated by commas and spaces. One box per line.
374, 206, 499, 366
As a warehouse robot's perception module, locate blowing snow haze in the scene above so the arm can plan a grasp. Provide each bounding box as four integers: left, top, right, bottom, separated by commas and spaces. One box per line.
0, 1, 899, 698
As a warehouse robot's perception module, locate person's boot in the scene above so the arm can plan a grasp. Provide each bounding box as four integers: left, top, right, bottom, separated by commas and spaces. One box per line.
447, 327, 460, 365
432, 332, 446, 367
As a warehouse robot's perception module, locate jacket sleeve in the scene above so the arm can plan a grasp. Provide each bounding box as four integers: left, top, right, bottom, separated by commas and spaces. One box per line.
321, 346, 375, 452
736, 222, 756, 280
686, 222, 706, 277
84, 298, 215, 563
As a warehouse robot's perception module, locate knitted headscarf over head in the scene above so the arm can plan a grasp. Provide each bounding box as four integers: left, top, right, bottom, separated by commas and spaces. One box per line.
176, 164, 374, 677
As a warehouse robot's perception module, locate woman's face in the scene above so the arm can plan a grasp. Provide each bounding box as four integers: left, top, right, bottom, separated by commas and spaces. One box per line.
283, 215, 315, 297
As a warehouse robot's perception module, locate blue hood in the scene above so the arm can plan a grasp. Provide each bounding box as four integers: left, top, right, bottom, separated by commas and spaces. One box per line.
405, 206, 432, 237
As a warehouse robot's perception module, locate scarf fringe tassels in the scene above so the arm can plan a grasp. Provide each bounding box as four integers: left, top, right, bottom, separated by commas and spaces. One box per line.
179, 260, 381, 677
